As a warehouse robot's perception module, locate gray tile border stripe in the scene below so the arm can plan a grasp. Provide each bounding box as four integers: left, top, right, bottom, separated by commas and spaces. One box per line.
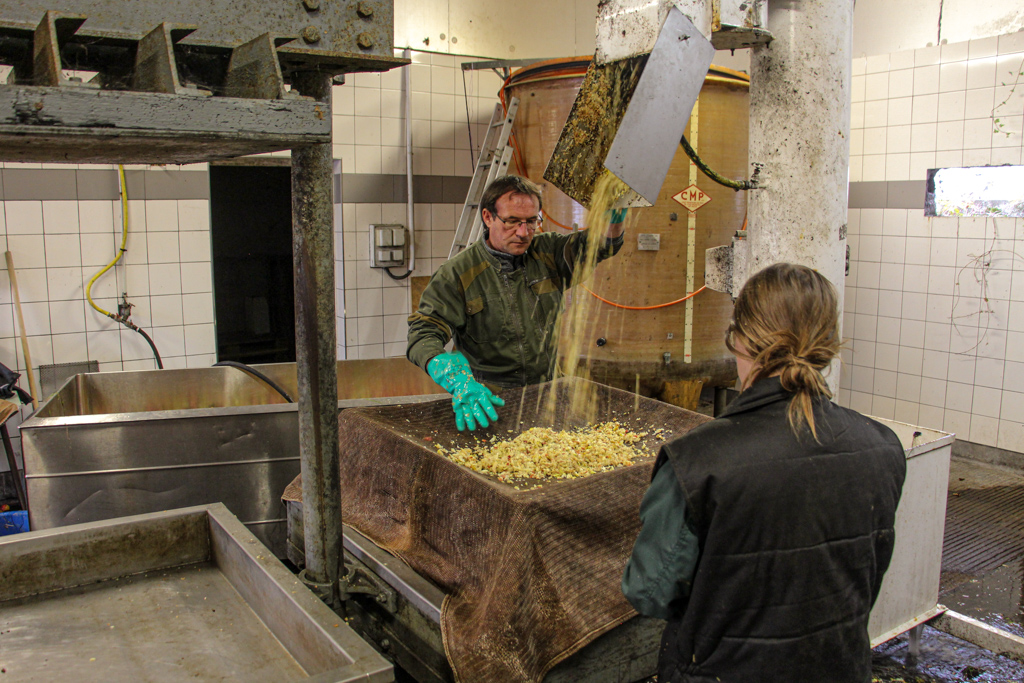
144, 170, 210, 200
848, 181, 887, 209
124, 170, 147, 200
76, 169, 120, 200
886, 180, 927, 209
441, 176, 472, 204
0, 167, 472, 203
848, 180, 927, 210
412, 176, 444, 204
391, 177, 406, 203
342, 174, 395, 204
1, 169, 78, 200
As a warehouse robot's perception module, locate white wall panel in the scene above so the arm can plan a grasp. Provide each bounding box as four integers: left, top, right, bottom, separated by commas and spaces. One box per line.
448, 0, 577, 59
854, 0, 1024, 57
393, 0, 450, 54
574, 0, 599, 56
394, 0, 599, 58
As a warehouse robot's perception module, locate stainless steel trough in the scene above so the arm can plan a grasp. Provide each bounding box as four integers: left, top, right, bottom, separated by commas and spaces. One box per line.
19, 358, 443, 558
0, 503, 392, 682
868, 418, 955, 645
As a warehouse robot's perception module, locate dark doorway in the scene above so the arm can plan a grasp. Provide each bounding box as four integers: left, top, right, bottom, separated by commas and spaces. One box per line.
209, 165, 295, 364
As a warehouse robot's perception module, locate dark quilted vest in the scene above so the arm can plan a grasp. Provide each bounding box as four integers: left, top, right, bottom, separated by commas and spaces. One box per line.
659, 378, 906, 683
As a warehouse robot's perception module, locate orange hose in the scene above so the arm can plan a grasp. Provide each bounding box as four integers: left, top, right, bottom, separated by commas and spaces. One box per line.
542, 209, 582, 231
584, 285, 707, 310
583, 213, 744, 310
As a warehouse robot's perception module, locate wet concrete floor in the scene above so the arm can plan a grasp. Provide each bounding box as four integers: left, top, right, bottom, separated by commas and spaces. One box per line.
872, 626, 1024, 682
939, 458, 1024, 637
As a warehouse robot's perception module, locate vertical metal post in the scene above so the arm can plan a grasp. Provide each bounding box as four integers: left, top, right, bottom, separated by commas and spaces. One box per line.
747, 0, 854, 393
290, 70, 342, 610
907, 622, 924, 661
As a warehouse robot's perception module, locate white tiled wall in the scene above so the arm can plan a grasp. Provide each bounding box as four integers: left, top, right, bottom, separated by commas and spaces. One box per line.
333, 52, 499, 177
2, 196, 216, 372
336, 50, 505, 360
848, 32, 1024, 183
839, 30, 1024, 452
1, 192, 216, 465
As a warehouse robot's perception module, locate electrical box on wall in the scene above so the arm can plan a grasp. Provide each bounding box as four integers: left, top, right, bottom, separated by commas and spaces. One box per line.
370, 224, 408, 269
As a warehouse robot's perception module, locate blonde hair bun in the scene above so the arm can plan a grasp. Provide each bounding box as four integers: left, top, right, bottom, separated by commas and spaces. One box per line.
726, 263, 841, 439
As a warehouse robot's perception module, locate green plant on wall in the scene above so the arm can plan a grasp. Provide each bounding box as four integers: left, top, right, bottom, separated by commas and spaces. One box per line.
992, 55, 1024, 137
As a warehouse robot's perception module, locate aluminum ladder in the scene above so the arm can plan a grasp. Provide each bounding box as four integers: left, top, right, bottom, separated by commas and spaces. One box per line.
449, 97, 520, 259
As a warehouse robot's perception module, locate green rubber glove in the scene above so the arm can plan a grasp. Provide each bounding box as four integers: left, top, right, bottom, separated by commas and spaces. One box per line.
427, 352, 505, 431
610, 208, 627, 224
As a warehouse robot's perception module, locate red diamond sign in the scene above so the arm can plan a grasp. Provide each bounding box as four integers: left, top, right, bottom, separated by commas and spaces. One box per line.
672, 185, 712, 213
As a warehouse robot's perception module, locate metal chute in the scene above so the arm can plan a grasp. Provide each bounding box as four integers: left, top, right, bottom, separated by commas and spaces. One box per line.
543, 2, 715, 207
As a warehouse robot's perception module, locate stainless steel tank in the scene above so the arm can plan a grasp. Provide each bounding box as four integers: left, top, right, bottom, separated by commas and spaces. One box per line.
19, 358, 443, 557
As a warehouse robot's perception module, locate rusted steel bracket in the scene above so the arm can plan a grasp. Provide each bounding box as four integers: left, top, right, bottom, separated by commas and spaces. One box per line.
298, 568, 336, 604
132, 23, 200, 95
1, 0, 407, 75
710, 0, 772, 50
225, 33, 296, 100
340, 559, 398, 615
32, 11, 84, 87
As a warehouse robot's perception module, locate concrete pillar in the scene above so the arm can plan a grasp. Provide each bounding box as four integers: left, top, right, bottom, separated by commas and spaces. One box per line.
747, 0, 853, 391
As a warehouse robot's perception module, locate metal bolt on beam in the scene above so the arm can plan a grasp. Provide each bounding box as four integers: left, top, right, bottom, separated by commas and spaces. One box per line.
302, 0, 320, 10
302, 25, 321, 43
356, 2, 374, 17
356, 32, 374, 49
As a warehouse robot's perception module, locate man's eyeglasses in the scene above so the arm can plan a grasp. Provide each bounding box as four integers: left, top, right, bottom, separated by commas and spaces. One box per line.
494, 214, 543, 230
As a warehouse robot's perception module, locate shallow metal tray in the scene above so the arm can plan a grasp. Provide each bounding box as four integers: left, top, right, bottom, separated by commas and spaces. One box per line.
0, 503, 392, 683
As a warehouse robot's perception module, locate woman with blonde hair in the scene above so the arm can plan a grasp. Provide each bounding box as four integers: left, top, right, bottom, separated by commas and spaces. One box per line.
623, 262, 906, 683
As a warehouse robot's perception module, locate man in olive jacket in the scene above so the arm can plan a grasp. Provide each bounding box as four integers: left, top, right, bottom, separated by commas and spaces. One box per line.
407, 175, 625, 430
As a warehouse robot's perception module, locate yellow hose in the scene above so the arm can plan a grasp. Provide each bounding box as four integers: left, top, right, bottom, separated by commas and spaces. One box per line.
85, 165, 129, 319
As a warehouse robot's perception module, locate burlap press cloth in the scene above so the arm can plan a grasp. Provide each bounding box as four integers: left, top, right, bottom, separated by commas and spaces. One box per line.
285, 377, 710, 682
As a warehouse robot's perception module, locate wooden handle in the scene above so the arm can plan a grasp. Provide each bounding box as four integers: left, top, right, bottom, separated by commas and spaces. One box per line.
5, 251, 40, 410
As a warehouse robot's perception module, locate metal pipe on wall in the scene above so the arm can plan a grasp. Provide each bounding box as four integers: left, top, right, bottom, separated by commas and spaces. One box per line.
404, 47, 416, 274
290, 71, 343, 610
747, 0, 853, 392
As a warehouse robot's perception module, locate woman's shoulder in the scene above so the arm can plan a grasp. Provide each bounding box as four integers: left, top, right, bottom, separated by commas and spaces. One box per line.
661, 410, 771, 460
824, 401, 905, 451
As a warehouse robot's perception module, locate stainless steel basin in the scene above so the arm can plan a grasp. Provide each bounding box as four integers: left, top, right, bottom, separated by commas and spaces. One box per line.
20, 358, 444, 557
0, 503, 393, 682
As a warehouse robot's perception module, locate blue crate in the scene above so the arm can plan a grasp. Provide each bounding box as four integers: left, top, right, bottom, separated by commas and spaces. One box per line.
0, 510, 29, 536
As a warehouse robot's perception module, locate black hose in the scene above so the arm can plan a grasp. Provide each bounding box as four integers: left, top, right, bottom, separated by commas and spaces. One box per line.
103, 297, 162, 370
214, 361, 294, 403
114, 319, 162, 369
134, 327, 164, 369
680, 133, 759, 191
384, 267, 412, 280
